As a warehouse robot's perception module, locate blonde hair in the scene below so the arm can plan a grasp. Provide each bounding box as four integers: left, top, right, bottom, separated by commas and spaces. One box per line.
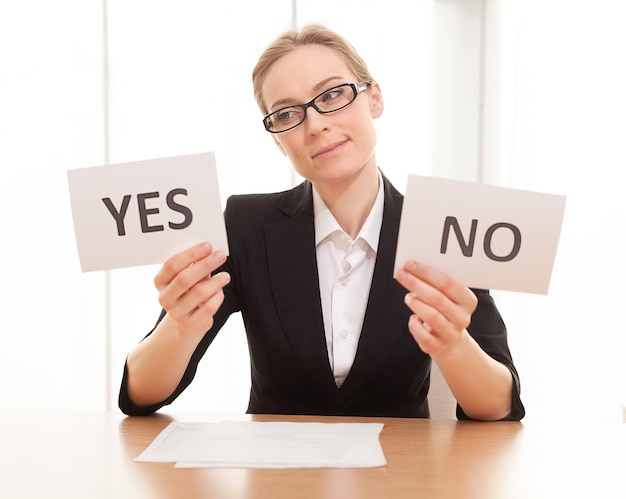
252, 24, 374, 115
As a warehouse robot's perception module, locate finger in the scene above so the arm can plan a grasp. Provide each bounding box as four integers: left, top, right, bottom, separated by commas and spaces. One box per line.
192, 278, 229, 316
173, 275, 230, 333
173, 271, 230, 319
404, 291, 470, 339
404, 291, 450, 335
155, 242, 214, 288
401, 260, 477, 309
158, 250, 227, 309
408, 260, 473, 306
399, 268, 466, 331
170, 250, 227, 296
407, 314, 442, 354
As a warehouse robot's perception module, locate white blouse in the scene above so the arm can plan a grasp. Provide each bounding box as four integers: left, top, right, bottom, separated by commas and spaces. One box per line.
313, 174, 384, 387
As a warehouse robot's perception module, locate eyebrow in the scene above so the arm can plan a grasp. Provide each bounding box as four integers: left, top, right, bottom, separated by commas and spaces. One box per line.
268, 76, 344, 111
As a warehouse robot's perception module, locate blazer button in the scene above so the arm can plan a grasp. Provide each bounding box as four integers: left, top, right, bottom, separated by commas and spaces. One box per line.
332, 405, 346, 415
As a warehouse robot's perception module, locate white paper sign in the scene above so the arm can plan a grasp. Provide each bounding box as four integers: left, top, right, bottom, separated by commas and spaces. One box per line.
394, 175, 566, 294
67, 152, 228, 272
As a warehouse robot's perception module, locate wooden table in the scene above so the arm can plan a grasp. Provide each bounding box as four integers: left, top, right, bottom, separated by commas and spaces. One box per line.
1, 409, 625, 498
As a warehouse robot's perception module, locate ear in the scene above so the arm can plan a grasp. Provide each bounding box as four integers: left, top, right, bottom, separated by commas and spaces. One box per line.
368, 81, 384, 119
273, 135, 288, 156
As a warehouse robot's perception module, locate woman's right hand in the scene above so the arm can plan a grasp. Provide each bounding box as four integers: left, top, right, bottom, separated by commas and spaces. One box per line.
153, 242, 231, 338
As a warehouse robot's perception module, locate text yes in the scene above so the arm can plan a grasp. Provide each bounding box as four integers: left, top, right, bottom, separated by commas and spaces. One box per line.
102, 188, 193, 236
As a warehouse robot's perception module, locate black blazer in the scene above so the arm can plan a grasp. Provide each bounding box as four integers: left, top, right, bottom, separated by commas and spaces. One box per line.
119, 175, 525, 420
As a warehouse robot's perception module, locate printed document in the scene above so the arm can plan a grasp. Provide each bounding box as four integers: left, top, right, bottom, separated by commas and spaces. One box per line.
136, 421, 386, 468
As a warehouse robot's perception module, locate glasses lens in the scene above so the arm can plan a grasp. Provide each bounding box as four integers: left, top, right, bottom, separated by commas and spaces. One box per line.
265, 107, 304, 132
314, 84, 356, 113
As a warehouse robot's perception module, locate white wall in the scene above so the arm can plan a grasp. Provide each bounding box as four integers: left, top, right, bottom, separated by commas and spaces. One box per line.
1, 0, 624, 421
481, 0, 626, 421
1, 1, 107, 409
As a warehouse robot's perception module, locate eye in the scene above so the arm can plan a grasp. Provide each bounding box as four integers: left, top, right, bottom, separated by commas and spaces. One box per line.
274, 107, 302, 124
320, 87, 346, 103
276, 109, 295, 123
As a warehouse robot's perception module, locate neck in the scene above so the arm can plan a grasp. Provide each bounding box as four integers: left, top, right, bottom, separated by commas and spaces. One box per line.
314, 165, 380, 239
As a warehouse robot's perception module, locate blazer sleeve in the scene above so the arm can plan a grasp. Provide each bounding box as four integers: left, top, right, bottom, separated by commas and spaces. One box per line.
456, 289, 525, 421
118, 203, 243, 416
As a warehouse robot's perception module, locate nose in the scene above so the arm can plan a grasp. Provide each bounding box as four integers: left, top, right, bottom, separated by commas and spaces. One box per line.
302, 106, 328, 134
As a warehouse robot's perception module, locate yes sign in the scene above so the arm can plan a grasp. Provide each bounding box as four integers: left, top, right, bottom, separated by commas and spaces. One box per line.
67, 152, 228, 272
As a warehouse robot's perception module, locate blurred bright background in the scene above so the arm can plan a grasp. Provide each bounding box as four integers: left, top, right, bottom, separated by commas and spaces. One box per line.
1, 0, 625, 421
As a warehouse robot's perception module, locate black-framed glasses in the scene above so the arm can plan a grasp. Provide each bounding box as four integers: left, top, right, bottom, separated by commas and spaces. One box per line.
263, 82, 370, 133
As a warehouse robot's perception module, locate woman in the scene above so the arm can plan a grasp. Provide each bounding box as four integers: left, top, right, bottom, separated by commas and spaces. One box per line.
119, 24, 524, 421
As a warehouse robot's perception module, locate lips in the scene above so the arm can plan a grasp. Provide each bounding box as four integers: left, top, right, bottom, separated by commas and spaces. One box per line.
312, 140, 348, 159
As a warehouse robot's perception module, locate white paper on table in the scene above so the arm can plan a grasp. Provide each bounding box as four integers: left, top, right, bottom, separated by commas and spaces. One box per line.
394, 175, 566, 294
135, 421, 386, 468
67, 152, 228, 272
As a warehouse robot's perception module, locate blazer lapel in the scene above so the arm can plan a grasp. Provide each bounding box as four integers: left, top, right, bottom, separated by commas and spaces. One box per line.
263, 182, 339, 394
340, 176, 411, 396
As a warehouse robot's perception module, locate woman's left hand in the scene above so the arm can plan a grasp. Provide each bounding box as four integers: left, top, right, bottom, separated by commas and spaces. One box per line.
394, 260, 478, 357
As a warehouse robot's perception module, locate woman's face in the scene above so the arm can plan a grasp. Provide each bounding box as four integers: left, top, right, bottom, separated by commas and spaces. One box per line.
261, 44, 383, 188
